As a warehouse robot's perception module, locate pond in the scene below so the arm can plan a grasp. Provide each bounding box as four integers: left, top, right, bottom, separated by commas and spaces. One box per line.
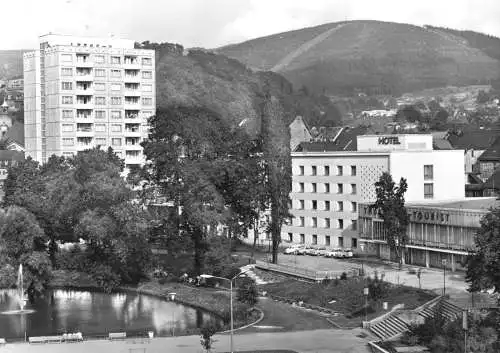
0, 289, 222, 340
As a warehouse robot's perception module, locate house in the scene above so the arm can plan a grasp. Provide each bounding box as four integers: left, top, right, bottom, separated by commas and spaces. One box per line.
289, 116, 312, 151
476, 137, 500, 181
483, 168, 500, 197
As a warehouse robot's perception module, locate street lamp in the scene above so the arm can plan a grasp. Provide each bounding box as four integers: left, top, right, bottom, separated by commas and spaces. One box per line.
360, 243, 365, 277
442, 259, 447, 296
200, 268, 252, 353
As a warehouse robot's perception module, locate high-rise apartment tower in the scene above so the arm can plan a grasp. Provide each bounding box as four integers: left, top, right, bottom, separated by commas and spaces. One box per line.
23, 34, 155, 167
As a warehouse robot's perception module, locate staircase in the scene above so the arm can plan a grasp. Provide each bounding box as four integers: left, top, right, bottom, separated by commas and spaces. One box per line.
240, 264, 267, 285
369, 314, 409, 341
418, 298, 463, 321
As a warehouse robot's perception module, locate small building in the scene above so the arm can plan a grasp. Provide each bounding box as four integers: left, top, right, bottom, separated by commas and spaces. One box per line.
358, 197, 499, 271
476, 137, 500, 182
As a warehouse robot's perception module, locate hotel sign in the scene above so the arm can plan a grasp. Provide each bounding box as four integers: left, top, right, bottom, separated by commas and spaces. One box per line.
378, 136, 401, 145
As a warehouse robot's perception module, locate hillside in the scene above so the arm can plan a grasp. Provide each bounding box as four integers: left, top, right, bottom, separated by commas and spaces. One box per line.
217, 20, 500, 96
0, 50, 26, 79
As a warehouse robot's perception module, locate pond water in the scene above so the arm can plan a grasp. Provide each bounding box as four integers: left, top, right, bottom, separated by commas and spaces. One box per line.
0, 289, 222, 340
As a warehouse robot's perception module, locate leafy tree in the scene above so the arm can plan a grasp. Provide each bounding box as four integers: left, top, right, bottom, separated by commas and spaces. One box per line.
395, 105, 423, 123
260, 93, 292, 264
371, 172, 409, 269
367, 271, 390, 304
465, 207, 500, 296
237, 276, 259, 306
200, 324, 219, 353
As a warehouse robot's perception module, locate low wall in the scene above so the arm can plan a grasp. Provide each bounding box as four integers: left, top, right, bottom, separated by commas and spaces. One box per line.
255, 260, 358, 282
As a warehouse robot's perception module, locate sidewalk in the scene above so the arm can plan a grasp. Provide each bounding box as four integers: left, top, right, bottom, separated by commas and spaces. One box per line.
3, 329, 371, 353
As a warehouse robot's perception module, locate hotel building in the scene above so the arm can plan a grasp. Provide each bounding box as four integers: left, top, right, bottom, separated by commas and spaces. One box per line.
23, 34, 155, 167
275, 134, 465, 250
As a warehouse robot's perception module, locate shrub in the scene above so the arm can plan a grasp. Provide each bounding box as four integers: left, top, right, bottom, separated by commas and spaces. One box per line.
89, 264, 121, 293
340, 272, 348, 280
200, 323, 219, 353
237, 277, 258, 306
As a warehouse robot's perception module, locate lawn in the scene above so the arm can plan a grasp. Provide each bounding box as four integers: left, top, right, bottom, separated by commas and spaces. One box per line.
260, 276, 436, 322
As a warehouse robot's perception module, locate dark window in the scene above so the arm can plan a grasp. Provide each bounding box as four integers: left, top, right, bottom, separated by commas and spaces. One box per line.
312, 183, 317, 193
351, 166, 357, 176
352, 220, 358, 230
325, 218, 330, 228
312, 166, 317, 176
338, 219, 344, 229
312, 235, 317, 245
338, 236, 344, 247
325, 236, 331, 246
325, 183, 330, 193
299, 166, 304, 175
299, 183, 304, 192
312, 200, 317, 210
337, 184, 343, 194
299, 200, 304, 209
324, 166, 330, 176
351, 184, 357, 195
312, 217, 317, 228
424, 183, 434, 199
424, 165, 434, 180
300, 234, 305, 244
352, 238, 358, 248
288, 233, 293, 242
325, 201, 330, 211
337, 166, 343, 176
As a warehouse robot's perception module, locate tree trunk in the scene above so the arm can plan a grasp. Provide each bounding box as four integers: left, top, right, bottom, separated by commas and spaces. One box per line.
192, 226, 205, 275
251, 216, 258, 259
271, 204, 281, 264
48, 237, 58, 268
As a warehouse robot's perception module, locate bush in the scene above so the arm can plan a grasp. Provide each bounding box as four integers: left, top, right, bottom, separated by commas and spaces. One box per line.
89, 264, 121, 293
340, 272, 348, 280
56, 246, 88, 272
237, 277, 258, 306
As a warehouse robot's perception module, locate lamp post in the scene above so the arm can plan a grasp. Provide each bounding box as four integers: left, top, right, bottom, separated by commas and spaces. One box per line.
442, 259, 447, 296
200, 268, 252, 353
360, 243, 365, 277
168, 292, 176, 336
363, 287, 369, 323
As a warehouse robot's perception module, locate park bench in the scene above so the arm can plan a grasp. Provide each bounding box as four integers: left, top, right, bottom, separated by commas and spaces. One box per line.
109, 332, 127, 340
0, 338, 6, 344
46, 336, 63, 343
63, 332, 83, 342
29, 336, 47, 344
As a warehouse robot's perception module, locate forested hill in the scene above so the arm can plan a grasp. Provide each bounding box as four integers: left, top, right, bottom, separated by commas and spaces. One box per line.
217, 20, 500, 96
136, 41, 343, 134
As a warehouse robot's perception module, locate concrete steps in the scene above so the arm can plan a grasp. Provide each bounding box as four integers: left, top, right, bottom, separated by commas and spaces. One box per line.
419, 298, 463, 321
240, 264, 267, 285
369, 314, 409, 341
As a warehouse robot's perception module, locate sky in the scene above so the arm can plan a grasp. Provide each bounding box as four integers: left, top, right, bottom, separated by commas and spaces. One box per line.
3, 0, 500, 50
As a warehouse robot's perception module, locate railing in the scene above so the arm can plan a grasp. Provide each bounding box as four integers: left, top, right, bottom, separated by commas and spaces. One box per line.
368, 341, 392, 353
255, 260, 356, 281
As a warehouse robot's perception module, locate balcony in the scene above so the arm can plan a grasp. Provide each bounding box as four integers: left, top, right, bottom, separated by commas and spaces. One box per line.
75, 100, 93, 110
75, 83, 93, 95
76, 137, 93, 150
75, 69, 93, 81
124, 69, 141, 83
124, 89, 141, 96
76, 110, 93, 122
124, 98, 140, 110
124, 57, 140, 69
76, 57, 93, 68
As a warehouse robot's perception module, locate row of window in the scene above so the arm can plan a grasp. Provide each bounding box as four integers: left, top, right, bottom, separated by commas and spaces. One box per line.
62, 137, 143, 149
294, 216, 357, 230
287, 233, 358, 248
61, 67, 153, 79
61, 82, 153, 92
297, 200, 357, 212
299, 165, 357, 176
62, 109, 152, 119
63, 53, 152, 66
62, 123, 141, 134
297, 182, 357, 194
62, 96, 153, 105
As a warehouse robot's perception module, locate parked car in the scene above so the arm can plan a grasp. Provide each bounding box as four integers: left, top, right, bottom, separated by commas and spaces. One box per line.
296, 246, 308, 255
325, 248, 341, 258
304, 247, 316, 256
343, 248, 354, 258
284, 245, 302, 255
316, 247, 327, 256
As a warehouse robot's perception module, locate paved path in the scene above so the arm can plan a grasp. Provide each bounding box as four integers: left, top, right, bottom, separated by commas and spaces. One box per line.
3, 329, 371, 353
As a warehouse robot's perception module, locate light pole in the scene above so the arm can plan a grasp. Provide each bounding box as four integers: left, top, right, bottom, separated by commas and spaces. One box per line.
200, 268, 252, 353
442, 259, 447, 296
360, 243, 365, 277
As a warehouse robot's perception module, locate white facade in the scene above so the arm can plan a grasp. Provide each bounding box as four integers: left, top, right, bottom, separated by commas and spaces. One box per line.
23, 34, 156, 167
276, 134, 465, 251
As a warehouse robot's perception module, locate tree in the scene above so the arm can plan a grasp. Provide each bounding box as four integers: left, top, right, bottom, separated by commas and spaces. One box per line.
260, 93, 292, 264
237, 276, 259, 306
395, 105, 423, 123
465, 207, 500, 296
200, 324, 219, 353
371, 172, 409, 269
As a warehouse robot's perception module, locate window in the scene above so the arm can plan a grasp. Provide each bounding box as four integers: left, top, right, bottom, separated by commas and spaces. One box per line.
61, 54, 72, 62
94, 82, 105, 91
61, 82, 73, 90
324, 201, 330, 211
325, 236, 331, 246
62, 138, 74, 146
299, 182, 304, 193
111, 97, 122, 105
351, 165, 357, 176
111, 69, 121, 78
324, 218, 330, 228
142, 84, 153, 92
352, 238, 358, 249
351, 184, 357, 195
95, 138, 106, 146
300, 234, 305, 244
142, 97, 153, 105
142, 57, 152, 66
111, 110, 122, 119
61, 68, 73, 76
111, 56, 121, 64
111, 124, 122, 132
62, 96, 73, 104
338, 219, 344, 229
312, 217, 317, 228
312, 200, 317, 210
111, 83, 121, 91
424, 165, 434, 180
352, 220, 358, 231
62, 124, 73, 132
337, 183, 343, 194
62, 110, 73, 118
312, 183, 317, 193
299, 200, 304, 210
312, 235, 318, 245
424, 183, 434, 199
95, 69, 106, 77
324, 166, 330, 176
299, 166, 304, 175
95, 97, 106, 105
288, 233, 293, 242
311, 166, 317, 176
351, 202, 357, 213
111, 138, 122, 146
337, 201, 344, 212
299, 217, 305, 227
338, 236, 344, 247
95, 110, 106, 119
337, 165, 343, 176
142, 71, 152, 79
94, 55, 105, 63
95, 124, 106, 132
324, 183, 330, 193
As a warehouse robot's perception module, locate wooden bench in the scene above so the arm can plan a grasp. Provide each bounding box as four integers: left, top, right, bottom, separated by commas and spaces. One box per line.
29, 336, 47, 344
109, 332, 127, 340
63, 332, 83, 342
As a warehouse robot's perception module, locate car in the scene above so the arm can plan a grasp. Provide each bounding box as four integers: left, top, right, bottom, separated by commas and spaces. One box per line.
296, 246, 308, 255
316, 247, 327, 256
343, 248, 354, 258
325, 248, 340, 258
284, 245, 302, 255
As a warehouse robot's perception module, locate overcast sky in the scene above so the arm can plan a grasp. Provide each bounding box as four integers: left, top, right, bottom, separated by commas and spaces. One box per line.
4, 0, 500, 50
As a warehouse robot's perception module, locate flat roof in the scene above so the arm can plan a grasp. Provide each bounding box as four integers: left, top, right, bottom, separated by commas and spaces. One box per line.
407, 197, 499, 211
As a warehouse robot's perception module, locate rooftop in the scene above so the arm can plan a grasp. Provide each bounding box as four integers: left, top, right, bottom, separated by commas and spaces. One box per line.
477, 137, 500, 162
447, 128, 499, 150
408, 197, 499, 211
